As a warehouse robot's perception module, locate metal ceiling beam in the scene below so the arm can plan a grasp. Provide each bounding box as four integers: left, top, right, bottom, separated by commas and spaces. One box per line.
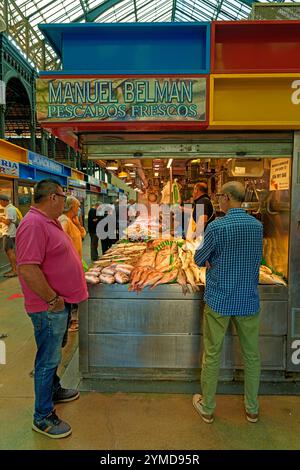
214, 0, 225, 19
238, 0, 255, 7
79, 0, 88, 21
73, 0, 125, 23
133, 0, 138, 21
171, 0, 177, 22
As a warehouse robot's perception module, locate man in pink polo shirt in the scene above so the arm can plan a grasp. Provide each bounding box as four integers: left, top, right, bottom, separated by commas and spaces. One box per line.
16, 178, 88, 439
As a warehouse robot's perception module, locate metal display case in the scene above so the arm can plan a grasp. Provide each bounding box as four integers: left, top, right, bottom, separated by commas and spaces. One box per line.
79, 283, 289, 388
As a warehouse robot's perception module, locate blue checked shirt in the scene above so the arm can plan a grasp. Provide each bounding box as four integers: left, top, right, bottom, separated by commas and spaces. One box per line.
194, 208, 263, 316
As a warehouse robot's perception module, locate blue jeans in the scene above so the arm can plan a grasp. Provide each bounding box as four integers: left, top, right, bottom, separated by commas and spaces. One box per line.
29, 306, 70, 422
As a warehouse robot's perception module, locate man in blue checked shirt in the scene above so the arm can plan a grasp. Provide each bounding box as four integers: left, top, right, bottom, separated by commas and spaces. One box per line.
192, 181, 263, 425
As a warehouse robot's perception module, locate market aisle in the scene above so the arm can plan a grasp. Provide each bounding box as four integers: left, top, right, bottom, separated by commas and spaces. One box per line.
1, 390, 300, 450
0, 274, 78, 447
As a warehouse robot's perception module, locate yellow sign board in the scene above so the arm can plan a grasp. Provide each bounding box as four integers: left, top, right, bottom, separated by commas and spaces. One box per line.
0, 139, 27, 163
210, 74, 300, 129
71, 169, 84, 181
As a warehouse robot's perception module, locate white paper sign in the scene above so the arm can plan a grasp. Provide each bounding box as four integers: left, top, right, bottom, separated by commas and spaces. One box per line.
270, 158, 290, 191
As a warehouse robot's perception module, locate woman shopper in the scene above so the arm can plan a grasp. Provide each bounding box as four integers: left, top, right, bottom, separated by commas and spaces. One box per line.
59, 196, 86, 332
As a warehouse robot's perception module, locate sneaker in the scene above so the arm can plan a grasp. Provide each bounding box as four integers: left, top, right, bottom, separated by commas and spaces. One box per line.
192, 394, 214, 424
32, 410, 72, 439
3, 271, 17, 278
68, 319, 79, 332
53, 387, 80, 404
246, 411, 259, 423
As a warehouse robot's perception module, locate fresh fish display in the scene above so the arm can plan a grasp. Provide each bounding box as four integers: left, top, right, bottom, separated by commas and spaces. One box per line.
114, 272, 130, 284
101, 266, 116, 276
99, 274, 115, 284
85, 274, 100, 284
177, 268, 189, 295
136, 250, 157, 268
85, 240, 284, 291
151, 269, 178, 289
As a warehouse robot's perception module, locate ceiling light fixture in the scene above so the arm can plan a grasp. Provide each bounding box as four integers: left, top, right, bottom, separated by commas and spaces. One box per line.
106, 160, 118, 171
167, 158, 173, 169
118, 170, 128, 178
124, 162, 134, 167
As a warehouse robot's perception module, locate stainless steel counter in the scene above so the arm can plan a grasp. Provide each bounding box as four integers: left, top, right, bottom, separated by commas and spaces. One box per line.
79, 284, 289, 386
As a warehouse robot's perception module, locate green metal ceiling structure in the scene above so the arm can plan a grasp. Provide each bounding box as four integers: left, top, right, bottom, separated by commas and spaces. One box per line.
1, 0, 300, 70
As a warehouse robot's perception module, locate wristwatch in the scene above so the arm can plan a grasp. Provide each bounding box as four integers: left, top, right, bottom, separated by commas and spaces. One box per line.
47, 294, 60, 308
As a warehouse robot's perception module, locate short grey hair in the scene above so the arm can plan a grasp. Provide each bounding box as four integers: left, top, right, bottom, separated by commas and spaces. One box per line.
63, 195, 80, 213
34, 179, 62, 203
221, 181, 245, 202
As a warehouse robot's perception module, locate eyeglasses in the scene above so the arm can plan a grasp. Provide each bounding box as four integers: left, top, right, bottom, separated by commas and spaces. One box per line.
52, 192, 67, 200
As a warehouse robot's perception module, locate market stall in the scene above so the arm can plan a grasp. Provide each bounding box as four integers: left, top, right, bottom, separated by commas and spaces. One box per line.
35, 20, 300, 387
79, 151, 290, 389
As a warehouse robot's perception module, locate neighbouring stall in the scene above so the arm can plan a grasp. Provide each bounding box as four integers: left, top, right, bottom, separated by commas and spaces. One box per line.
0, 139, 26, 272
18, 151, 71, 216
36, 20, 300, 389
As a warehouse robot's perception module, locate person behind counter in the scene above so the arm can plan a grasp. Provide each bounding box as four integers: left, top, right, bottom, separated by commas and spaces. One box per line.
192, 182, 215, 231
127, 198, 140, 225
193, 181, 263, 425
16, 179, 88, 439
59, 196, 86, 332
88, 203, 101, 261
97, 204, 111, 254
184, 182, 215, 242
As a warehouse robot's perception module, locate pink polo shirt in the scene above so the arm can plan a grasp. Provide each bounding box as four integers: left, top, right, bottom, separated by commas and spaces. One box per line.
16, 207, 88, 313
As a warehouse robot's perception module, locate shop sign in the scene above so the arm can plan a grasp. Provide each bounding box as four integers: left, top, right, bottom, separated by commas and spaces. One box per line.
68, 178, 86, 188
88, 175, 100, 186
0, 158, 19, 177
270, 158, 290, 191
100, 182, 108, 194
36, 77, 207, 123
69, 188, 86, 199
89, 184, 101, 193
28, 151, 63, 175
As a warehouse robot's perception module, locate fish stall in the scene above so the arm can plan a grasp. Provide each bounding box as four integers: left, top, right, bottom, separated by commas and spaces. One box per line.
79, 231, 289, 391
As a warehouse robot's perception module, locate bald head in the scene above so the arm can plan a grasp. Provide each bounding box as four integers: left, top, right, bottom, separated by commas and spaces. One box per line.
221, 181, 245, 203
193, 182, 208, 200
195, 182, 208, 194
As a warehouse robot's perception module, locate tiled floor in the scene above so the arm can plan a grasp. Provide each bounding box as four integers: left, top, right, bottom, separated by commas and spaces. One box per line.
0, 240, 300, 450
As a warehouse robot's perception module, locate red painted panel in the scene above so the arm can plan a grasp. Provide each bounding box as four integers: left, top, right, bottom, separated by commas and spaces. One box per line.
212, 20, 300, 73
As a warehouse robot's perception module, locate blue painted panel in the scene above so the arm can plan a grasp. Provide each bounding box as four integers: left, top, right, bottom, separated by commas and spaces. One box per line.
19, 163, 68, 186
63, 166, 72, 177
19, 163, 35, 180
28, 151, 72, 177
35, 169, 67, 186
39, 23, 211, 74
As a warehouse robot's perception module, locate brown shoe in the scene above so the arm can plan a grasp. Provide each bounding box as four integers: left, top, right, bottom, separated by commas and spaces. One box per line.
192, 394, 214, 424
246, 411, 259, 423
